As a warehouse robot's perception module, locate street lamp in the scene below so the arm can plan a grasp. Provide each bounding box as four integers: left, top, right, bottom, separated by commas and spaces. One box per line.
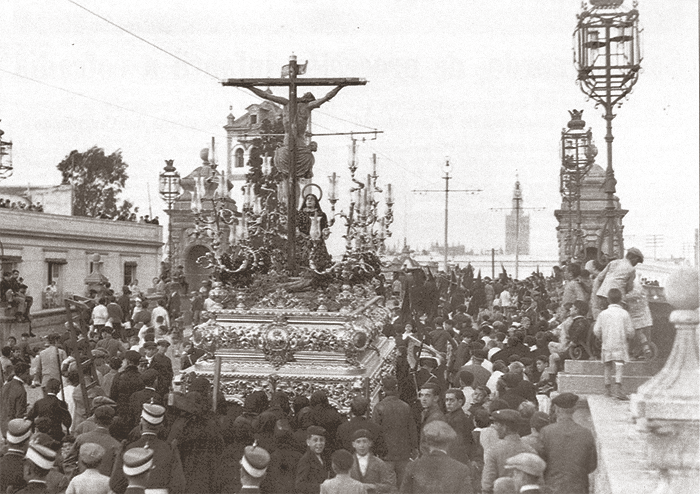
159, 160, 180, 278
560, 110, 597, 262
442, 158, 451, 273
574, 0, 642, 261
0, 122, 13, 180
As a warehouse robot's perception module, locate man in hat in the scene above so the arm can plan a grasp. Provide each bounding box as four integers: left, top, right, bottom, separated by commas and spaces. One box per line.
348, 429, 396, 493
26, 378, 72, 442
502, 452, 546, 493
65, 406, 120, 477
147, 341, 173, 399
110, 350, 145, 424
109, 403, 186, 494
296, 425, 331, 494
239, 443, 271, 493
128, 369, 162, 425
65, 443, 110, 494
96, 327, 125, 359
0, 419, 33, 493
1, 363, 28, 438
458, 349, 491, 389
15, 442, 57, 494
540, 393, 596, 494
73, 396, 116, 436
336, 397, 383, 455
498, 373, 526, 411
418, 382, 445, 431
521, 412, 550, 457
593, 247, 644, 317
372, 376, 418, 485
321, 449, 366, 494
400, 420, 473, 494
32, 333, 67, 392
481, 409, 536, 494
121, 447, 155, 494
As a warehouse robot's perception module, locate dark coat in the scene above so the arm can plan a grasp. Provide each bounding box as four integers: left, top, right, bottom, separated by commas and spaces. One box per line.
261, 447, 303, 494
168, 414, 224, 494
444, 409, 475, 464
109, 433, 186, 494
295, 449, 330, 494
372, 394, 418, 462
349, 454, 397, 493
26, 394, 71, 442
14, 481, 49, 494
0, 449, 26, 493
1, 378, 27, 436
67, 426, 120, 477
149, 353, 173, 398
308, 405, 344, 452
400, 450, 473, 494
540, 417, 597, 494
110, 365, 145, 419
129, 387, 162, 424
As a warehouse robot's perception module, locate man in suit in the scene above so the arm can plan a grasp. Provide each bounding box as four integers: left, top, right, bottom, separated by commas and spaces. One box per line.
400, 420, 473, 494
64, 405, 121, 477
481, 409, 536, 494
0, 419, 33, 493
418, 382, 445, 431
320, 449, 367, 494
296, 425, 331, 494
26, 378, 71, 442
348, 429, 396, 493
128, 369, 162, 425
540, 393, 597, 494
32, 333, 67, 393
443, 388, 475, 466
109, 403, 186, 494
0, 363, 28, 438
458, 349, 492, 389
372, 376, 418, 486
111, 351, 145, 424
146, 341, 173, 400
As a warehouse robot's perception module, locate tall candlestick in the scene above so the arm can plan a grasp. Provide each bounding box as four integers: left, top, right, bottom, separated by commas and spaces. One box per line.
386, 184, 393, 205
329, 173, 337, 201
367, 174, 373, 205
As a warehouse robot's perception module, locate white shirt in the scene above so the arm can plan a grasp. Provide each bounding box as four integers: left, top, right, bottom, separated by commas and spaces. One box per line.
356, 454, 369, 476
486, 370, 503, 396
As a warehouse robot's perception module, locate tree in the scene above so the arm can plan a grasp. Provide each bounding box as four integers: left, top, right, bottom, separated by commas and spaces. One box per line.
57, 146, 134, 218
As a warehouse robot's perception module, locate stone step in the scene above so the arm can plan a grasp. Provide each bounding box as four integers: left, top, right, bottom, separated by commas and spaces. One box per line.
557, 372, 652, 395
563, 359, 663, 376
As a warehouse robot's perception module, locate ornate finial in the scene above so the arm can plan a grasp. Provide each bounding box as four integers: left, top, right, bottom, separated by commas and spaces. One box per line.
567, 110, 586, 129
590, 0, 624, 8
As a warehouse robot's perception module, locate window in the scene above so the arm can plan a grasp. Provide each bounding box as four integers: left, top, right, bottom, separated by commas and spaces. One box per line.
234, 148, 244, 168
48, 262, 62, 285
124, 262, 137, 286
250, 114, 257, 125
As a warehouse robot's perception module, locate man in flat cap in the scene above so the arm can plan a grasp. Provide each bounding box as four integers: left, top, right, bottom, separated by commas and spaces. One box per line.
336, 396, 383, 455
73, 396, 116, 437
372, 376, 418, 485
239, 443, 271, 493
0, 419, 33, 493
592, 247, 644, 318
504, 452, 546, 493
349, 429, 396, 493
400, 420, 473, 494
296, 425, 331, 494
65, 405, 120, 477
481, 410, 536, 494
109, 403, 186, 494
540, 393, 596, 494
65, 443, 110, 494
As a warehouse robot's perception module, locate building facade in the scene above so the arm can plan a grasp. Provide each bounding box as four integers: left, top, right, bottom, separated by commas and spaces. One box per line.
505, 180, 530, 256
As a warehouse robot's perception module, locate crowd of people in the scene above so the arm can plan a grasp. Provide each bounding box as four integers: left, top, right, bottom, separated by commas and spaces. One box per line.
0, 199, 44, 212
0, 247, 652, 493
1, 269, 34, 327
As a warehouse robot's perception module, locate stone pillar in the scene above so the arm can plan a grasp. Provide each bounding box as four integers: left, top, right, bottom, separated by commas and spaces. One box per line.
630, 268, 700, 493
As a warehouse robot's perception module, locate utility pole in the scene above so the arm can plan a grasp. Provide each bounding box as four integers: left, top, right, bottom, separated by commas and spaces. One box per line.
222, 56, 366, 274
413, 158, 481, 272
646, 234, 664, 260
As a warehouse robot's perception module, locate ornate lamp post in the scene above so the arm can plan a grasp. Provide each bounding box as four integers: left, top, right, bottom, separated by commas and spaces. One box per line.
0, 122, 13, 180
159, 160, 180, 275
574, 0, 642, 261
560, 110, 597, 262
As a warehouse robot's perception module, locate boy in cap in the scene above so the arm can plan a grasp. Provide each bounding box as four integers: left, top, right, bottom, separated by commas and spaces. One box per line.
0, 419, 33, 493
348, 429, 396, 494
239, 443, 271, 493
296, 425, 330, 494
17, 442, 56, 494
482, 409, 536, 494
122, 447, 155, 494
321, 449, 367, 494
504, 452, 546, 493
540, 393, 596, 494
593, 247, 644, 317
65, 443, 110, 494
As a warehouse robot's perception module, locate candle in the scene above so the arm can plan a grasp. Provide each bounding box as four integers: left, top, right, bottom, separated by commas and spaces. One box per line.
372, 154, 377, 176
329, 173, 337, 201
254, 196, 262, 215
386, 184, 393, 205
354, 187, 361, 207
367, 174, 373, 204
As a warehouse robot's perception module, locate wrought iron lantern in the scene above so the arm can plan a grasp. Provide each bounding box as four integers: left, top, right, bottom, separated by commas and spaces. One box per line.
0, 124, 13, 180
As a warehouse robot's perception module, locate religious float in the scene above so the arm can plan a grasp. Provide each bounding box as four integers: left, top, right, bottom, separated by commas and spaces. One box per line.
181, 57, 398, 410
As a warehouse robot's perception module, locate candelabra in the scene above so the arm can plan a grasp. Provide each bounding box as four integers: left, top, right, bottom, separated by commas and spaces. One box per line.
327, 155, 393, 256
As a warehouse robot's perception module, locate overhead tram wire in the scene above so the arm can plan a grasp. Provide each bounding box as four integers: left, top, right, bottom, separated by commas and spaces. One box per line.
0, 68, 216, 136
65, 0, 381, 137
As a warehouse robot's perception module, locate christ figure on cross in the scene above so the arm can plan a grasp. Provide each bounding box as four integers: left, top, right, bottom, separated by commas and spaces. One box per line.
242, 84, 347, 182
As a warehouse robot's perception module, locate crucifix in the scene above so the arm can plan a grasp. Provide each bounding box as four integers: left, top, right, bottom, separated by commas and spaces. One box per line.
222, 55, 367, 274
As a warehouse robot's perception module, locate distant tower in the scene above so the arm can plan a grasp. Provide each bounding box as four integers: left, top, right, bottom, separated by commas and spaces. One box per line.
505, 179, 530, 255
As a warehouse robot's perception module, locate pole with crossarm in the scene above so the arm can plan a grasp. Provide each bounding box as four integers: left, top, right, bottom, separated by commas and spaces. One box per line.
222, 56, 366, 275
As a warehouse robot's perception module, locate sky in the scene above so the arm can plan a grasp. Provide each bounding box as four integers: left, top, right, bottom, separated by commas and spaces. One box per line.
1, 0, 698, 261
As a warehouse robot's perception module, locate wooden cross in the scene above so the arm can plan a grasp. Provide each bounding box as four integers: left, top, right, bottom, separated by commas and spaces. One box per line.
221, 56, 366, 274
